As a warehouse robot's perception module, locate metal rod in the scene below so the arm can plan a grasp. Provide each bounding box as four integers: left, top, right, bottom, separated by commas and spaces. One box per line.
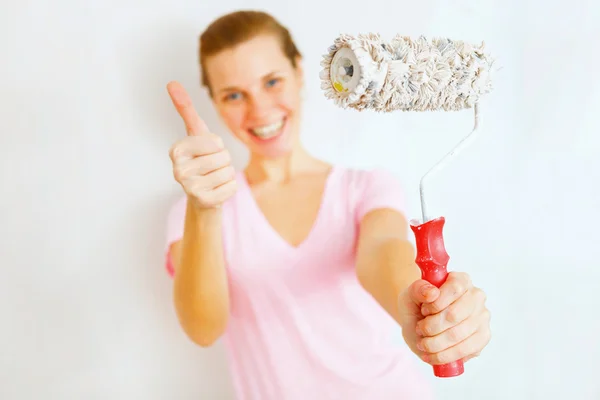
419, 102, 481, 223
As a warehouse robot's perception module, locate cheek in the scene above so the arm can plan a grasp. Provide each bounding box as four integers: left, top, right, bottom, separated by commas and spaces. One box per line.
279, 90, 301, 113
220, 107, 246, 130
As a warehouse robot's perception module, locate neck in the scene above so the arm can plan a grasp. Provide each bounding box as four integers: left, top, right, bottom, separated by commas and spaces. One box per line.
244, 145, 326, 185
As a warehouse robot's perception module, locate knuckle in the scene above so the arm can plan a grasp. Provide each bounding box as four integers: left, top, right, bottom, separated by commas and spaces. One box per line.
460, 271, 471, 281
173, 166, 185, 182
416, 320, 425, 334
189, 181, 205, 196
420, 338, 434, 353
169, 144, 179, 161
427, 353, 439, 364
453, 282, 466, 296
449, 271, 465, 280
482, 308, 491, 322
170, 138, 188, 159
224, 177, 237, 189
466, 341, 480, 358
478, 288, 487, 303
451, 350, 465, 362
445, 306, 460, 324
447, 325, 462, 342
199, 135, 215, 149
195, 158, 212, 174
219, 166, 234, 180
223, 150, 232, 164
484, 327, 492, 343
429, 302, 442, 314
420, 322, 435, 337
219, 181, 237, 199
451, 272, 471, 288
432, 352, 448, 365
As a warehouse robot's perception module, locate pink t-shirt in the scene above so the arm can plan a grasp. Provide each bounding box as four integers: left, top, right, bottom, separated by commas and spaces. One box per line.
164, 166, 434, 399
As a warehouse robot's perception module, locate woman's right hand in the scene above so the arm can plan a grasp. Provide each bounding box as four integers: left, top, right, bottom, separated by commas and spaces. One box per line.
166, 81, 237, 209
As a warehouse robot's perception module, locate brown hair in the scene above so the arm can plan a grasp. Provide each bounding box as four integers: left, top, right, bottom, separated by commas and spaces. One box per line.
198, 10, 302, 95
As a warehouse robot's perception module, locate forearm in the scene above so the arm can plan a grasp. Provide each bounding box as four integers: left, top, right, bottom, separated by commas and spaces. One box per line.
356, 237, 421, 327
173, 199, 229, 346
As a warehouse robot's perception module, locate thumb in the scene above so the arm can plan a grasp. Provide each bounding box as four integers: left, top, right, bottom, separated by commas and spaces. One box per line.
397, 280, 440, 331
166, 81, 210, 137
407, 280, 440, 306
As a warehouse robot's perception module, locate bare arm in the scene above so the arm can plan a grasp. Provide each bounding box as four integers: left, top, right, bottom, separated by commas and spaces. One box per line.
165, 81, 236, 347
355, 208, 421, 327
170, 200, 229, 347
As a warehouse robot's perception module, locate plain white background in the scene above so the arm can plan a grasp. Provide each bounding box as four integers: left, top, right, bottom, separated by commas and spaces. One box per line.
1, 0, 598, 399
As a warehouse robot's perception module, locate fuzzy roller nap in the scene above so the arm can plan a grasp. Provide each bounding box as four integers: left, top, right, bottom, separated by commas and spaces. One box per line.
320, 33, 495, 378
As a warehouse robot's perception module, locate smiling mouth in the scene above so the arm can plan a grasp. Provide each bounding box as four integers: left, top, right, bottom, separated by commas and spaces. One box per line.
249, 117, 286, 139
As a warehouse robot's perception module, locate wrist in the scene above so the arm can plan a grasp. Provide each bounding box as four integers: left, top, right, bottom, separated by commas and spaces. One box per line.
188, 195, 222, 212
187, 197, 222, 223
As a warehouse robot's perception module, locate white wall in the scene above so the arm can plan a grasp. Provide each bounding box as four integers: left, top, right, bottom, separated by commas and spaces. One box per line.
1, 0, 598, 399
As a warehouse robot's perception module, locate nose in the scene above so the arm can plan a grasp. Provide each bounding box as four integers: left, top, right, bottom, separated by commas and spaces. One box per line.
247, 91, 275, 120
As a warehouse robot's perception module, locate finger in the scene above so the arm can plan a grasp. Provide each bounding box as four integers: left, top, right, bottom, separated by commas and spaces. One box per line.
462, 352, 481, 363
421, 272, 472, 316
416, 312, 480, 354
170, 136, 224, 163
190, 179, 237, 209
191, 165, 236, 191
175, 150, 232, 177
167, 81, 210, 137
416, 288, 484, 337
206, 179, 238, 203
407, 280, 441, 306
211, 134, 225, 149
421, 322, 491, 366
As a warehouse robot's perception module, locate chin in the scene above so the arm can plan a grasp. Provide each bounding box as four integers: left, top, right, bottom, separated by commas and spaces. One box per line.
243, 115, 297, 157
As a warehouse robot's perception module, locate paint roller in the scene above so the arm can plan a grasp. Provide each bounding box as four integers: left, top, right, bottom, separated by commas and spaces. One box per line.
319, 33, 495, 378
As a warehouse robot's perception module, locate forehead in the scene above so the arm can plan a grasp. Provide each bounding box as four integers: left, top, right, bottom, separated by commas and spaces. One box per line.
206, 35, 292, 91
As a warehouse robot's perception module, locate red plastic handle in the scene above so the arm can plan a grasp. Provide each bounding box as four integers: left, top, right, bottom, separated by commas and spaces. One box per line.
410, 216, 464, 378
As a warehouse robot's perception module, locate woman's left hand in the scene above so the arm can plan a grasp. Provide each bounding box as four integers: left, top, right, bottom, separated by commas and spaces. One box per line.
398, 272, 491, 365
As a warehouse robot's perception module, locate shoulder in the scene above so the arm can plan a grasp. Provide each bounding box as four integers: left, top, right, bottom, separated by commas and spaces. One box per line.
333, 165, 406, 223
334, 165, 403, 193
164, 195, 188, 247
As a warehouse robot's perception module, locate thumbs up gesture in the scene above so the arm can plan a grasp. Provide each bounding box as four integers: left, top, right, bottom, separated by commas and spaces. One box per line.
167, 81, 237, 209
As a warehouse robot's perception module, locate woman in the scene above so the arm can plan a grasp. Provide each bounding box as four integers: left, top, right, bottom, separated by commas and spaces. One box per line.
164, 10, 491, 399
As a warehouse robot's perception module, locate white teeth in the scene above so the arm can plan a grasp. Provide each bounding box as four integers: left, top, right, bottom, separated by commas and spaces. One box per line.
251, 119, 284, 138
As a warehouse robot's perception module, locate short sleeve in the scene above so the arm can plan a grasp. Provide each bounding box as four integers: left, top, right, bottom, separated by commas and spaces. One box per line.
164, 195, 187, 277
354, 168, 406, 224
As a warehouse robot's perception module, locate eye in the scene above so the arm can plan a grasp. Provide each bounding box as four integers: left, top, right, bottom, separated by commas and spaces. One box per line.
224, 92, 242, 102
266, 78, 280, 88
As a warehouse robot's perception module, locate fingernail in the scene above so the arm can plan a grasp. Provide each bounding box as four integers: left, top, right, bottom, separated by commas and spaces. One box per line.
417, 342, 424, 351
421, 306, 430, 316
420, 284, 434, 297
415, 326, 423, 336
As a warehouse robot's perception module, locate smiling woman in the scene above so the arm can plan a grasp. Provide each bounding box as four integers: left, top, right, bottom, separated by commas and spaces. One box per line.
163, 9, 491, 400
199, 12, 303, 158
204, 35, 301, 158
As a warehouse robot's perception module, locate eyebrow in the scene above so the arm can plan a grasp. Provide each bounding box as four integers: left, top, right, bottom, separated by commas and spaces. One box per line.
217, 71, 283, 94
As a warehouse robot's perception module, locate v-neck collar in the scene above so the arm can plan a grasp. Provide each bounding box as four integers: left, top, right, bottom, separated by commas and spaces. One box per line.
238, 166, 337, 252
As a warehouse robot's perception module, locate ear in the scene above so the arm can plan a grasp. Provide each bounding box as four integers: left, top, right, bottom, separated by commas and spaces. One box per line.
294, 55, 304, 80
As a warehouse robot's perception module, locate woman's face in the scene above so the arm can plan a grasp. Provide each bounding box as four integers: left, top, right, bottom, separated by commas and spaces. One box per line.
204, 34, 304, 159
